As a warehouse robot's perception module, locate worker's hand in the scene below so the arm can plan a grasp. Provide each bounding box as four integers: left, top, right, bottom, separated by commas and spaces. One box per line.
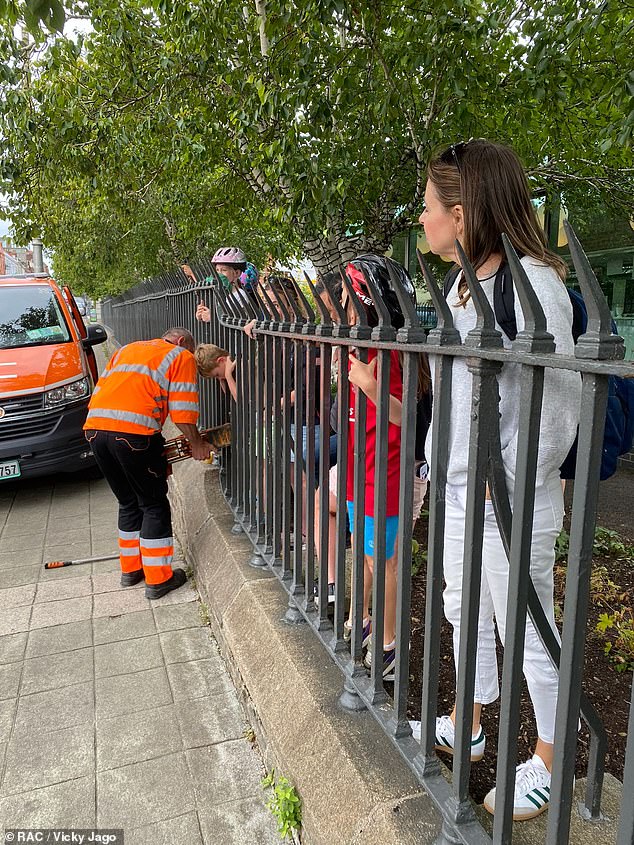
348, 355, 377, 394
243, 319, 257, 338
195, 301, 211, 322
189, 437, 213, 461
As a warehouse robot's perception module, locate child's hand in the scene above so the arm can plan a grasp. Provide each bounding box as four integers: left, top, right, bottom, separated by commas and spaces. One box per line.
181, 264, 197, 284
243, 319, 257, 338
195, 301, 211, 322
348, 355, 378, 395
226, 356, 237, 376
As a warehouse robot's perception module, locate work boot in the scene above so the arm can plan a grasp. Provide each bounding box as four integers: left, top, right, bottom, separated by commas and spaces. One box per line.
120, 569, 144, 587
145, 568, 187, 600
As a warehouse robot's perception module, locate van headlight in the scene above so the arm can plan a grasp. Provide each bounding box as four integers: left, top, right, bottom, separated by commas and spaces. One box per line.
43, 377, 91, 408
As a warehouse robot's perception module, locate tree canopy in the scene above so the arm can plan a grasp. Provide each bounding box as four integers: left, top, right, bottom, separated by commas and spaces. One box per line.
1, 0, 632, 296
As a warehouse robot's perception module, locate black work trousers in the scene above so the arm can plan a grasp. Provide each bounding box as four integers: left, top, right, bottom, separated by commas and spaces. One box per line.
85, 429, 171, 539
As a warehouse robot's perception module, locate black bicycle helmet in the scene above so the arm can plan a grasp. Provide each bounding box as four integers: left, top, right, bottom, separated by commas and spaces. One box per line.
346, 254, 415, 329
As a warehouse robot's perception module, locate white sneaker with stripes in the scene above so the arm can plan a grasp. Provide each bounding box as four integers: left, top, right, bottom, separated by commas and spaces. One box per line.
408, 714, 486, 762
483, 754, 551, 820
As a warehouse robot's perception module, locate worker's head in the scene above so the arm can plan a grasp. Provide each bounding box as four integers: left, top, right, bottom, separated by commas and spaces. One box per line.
163, 327, 196, 353
194, 344, 230, 379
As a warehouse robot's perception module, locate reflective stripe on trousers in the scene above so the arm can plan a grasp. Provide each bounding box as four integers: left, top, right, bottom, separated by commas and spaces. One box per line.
140, 536, 174, 585
118, 529, 141, 574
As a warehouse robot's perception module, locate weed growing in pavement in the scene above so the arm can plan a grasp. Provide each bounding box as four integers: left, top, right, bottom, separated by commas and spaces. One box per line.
198, 602, 210, 626
243, 727, 256, 744
261, 769, 302, 841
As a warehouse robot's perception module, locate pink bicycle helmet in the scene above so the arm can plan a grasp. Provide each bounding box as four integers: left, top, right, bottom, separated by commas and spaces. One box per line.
212, 246, 247, 265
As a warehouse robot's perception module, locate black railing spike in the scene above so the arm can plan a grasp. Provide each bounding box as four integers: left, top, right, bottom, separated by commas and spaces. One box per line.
455, 240, 496, 333
415, 248, 455, 331
268, 278, 292, 323
288, 274, 315, 323
385, 258, 418, 329
257, 283, 281, 323
321, 272, 347, 324
564, 221, 614, 336
304, 272, 332, 326
501, 234, 555, 355
339, 267, 367, 326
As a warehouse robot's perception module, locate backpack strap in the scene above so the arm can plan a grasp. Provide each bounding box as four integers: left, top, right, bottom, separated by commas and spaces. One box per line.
493, 261, 517, 341
442, 265, 461, 297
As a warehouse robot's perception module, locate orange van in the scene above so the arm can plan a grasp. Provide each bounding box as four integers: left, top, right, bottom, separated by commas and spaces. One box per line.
0, 272, 107, 481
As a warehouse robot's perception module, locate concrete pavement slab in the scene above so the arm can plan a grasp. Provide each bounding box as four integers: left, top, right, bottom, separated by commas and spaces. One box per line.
153, 601, 201, 632
198, 796, 280, 845
1, 722, 94, 797
0, 583, 36, 608
93, 588, 150, 618
0, 775, 95, 829
39, 561, 90, 581
0, 606, 31, 637
14, 682, 95, 737
166, 657, 235, 702
26, 620, 93, 658
92, 570, 131, 594
177, 692, 245, 749
159, 628, 216, 664
97, 752, 195, 829
0, 698, 16, 744
21, 646, 93, 695
0, 532, 45, 552
92, 609, 155, 645
94, 635, 164, 679
96, 703, 183, 771
30, 595, 92, 630
0, 550, 42, 570
95, 667, 173, 719
127, 811, 204, 845
186, 741, 265, 808
0, 632, 27, 665
0, 565, 41, 589
91, 557, 121, 575
35, 575, 93, 603
0, 663, 21, 701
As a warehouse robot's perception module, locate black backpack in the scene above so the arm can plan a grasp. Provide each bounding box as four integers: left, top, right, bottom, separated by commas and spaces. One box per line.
443, 264, 634, 480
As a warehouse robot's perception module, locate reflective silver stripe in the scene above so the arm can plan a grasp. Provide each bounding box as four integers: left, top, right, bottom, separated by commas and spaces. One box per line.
168, 401, 198, 412
141, 555, 173, 568
104, 363, 170, 391
85, 408, 160, 430
119, 530, 140, 540
120, 547, 140, 557
140, 536, 174, 548
157, 345, 183, 381
170, 381, 198, 394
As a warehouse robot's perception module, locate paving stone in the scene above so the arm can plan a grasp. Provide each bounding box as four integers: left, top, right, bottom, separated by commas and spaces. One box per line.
96, 703, 182, 771
127, 811, 203, 845
95, 667, 173, 719
30, 596, 92, 630
40, 561, 91, 581
26, 620, 93, 658
0, 775, 95, 828
93, 589, 149, 618
1, 520, 48, 538
0, 565, 40, 589
92, 570, 132, 594
35, 575, 93, 603
0, 662, 21, 700
0, 606, 30, 637
21, 647, 93, 695
0, 532, 45, 552
153, 602, 202, 632
159, 628, 216, 664
0, 631, 27, 664
0, 698, 16, 744
167, 658, 235, 702
177, 692, 245, 749
45, 527, 93, 547
198, 796, 280, 845
95, 636, 163, 679
186, 741, 264, 808
92, 557, 121, 575
0, 583, 36, 609
1, 722, 94, 796
97, 752, 195, 829
93, 609, 155, 645
0, 549, 43, 570
14, 682, 95, 737
150, 582, 197, 607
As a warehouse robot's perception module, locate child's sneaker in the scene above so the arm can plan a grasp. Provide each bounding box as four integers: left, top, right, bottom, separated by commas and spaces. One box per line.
343, 616, 372, 648
363, 645, 395, 681
408, 714, 486, 762
483, 754, 552, 820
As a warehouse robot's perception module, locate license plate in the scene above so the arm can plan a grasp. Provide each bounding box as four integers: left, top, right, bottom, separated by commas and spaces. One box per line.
0, 460, 20, 480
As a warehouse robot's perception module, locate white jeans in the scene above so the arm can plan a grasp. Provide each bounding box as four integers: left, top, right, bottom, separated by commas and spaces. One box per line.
443, 473, 564, 744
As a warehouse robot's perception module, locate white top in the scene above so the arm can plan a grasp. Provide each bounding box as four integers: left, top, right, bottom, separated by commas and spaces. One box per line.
426, 256, 582, 488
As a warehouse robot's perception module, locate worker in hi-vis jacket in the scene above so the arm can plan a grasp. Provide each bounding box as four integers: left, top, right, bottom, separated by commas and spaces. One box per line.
84, 327, 213, 599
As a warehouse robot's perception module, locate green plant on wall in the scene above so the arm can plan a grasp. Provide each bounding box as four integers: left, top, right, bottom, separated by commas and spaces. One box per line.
261, 769, 302, 841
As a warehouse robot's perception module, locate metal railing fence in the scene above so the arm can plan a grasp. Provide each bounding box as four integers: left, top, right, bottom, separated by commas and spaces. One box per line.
101, 230, 634, 845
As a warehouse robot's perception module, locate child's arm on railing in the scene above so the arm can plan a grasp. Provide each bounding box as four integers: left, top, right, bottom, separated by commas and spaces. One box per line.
348, 355, 402, 426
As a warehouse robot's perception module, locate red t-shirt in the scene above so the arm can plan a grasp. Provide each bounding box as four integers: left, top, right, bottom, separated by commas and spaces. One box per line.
346, 348, 403, 517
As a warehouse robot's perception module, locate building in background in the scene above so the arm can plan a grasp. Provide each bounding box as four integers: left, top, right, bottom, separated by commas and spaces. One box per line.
0, 239, 50, 275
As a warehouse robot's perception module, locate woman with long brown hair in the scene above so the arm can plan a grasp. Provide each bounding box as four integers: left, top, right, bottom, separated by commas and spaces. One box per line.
409, 139, 581, 820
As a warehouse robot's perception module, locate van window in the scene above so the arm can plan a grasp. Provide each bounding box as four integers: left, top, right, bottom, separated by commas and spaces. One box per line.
0, 285, 71, 349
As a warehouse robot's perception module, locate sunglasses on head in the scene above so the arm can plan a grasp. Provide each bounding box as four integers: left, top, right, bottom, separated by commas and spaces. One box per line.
439, 139, 473, 173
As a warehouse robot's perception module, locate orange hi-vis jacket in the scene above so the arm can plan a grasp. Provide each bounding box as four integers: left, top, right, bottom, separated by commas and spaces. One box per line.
84, 339, 199, 435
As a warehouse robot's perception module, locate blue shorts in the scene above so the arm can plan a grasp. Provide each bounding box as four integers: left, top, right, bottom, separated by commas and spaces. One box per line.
346, 501, 399, 558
